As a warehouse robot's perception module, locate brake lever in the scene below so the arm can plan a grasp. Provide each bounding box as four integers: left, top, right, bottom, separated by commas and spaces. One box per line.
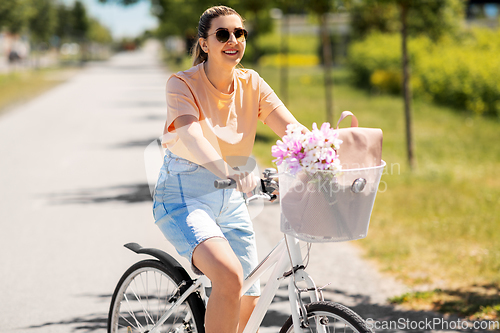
245, 193, 272, 205
245, 168, 280, 205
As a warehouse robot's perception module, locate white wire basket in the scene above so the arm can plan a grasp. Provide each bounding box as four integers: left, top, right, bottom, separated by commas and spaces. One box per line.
278, 161, 386, 243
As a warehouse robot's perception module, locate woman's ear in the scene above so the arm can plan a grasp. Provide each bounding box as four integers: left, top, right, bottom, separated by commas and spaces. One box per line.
199, 37, 208, 53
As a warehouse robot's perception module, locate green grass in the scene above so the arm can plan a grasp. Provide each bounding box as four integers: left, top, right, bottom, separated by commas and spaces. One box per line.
0, 67, 79, 116
390, 285, 500, 322
162, 50, 193, 73
257, 32, 319, 56
253, 65, 500, 319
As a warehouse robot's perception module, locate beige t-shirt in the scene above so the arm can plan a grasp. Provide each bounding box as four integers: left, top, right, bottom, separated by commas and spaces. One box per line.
161, 63, 284, 167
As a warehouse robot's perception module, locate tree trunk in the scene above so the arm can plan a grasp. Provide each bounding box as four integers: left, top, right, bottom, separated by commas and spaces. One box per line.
280, 12, 289, 104
251, 11, 260, 65
401, 3, 416, 170
320, 13, 334, 125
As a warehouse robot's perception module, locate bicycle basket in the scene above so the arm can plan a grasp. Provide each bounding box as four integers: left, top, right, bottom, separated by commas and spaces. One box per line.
278, 161, 386, 243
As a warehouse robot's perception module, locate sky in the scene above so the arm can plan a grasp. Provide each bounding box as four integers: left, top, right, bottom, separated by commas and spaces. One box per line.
484, 4, 499, 18
63, 0, 159, 39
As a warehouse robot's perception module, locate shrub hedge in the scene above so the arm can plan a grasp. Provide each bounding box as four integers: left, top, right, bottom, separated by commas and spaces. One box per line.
347, 28, 500, 117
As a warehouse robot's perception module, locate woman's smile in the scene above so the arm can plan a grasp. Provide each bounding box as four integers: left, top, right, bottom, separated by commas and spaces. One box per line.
223, 49, 238, 55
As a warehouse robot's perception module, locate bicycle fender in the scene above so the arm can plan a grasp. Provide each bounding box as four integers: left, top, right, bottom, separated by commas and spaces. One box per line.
124, 243, 193, 284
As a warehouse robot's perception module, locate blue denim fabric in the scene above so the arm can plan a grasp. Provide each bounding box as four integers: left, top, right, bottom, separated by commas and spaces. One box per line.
153, 150, 260, 296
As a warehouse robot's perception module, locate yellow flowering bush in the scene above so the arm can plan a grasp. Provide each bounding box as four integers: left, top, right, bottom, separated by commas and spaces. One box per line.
259, 54, 320, 68
348, 29, 500, 116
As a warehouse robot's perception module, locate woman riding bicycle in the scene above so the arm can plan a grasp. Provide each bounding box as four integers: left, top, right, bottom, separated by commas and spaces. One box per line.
153, 6, 306, 333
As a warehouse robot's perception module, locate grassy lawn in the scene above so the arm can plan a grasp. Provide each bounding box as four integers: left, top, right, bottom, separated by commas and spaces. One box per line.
0, 67, 79, 117
253, 65, 500, 320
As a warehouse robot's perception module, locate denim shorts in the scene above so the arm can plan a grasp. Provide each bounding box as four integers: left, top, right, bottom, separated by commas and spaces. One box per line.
152, 150, 260, 296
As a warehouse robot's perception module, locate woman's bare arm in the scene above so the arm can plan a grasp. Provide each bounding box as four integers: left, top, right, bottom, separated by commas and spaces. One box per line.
173, 115, 258, 193
173, 115, 230, 178
264, 105, 308, 137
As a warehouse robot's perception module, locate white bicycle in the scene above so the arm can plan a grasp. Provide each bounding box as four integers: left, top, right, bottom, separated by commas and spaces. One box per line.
108, 165, 385, 333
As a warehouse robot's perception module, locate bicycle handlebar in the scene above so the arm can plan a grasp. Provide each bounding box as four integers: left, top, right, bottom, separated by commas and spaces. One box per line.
214, 169, 279, 203
213, 178, 237, 189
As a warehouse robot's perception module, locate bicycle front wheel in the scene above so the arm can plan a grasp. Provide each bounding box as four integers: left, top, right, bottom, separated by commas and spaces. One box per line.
280, 301, 373, 333
108, 259, 205, 333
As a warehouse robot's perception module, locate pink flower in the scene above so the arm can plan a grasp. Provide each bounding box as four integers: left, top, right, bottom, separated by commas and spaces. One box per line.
271, 139, 288, 165
271, 122, 343, 175
287, 157, 301, 175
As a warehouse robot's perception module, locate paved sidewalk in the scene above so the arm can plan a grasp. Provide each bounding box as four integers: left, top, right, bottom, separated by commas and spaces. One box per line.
0, 41, 172, 332
0, 41, 474, 333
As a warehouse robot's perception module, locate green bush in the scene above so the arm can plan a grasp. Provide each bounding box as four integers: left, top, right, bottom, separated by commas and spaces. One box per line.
347, 32, 403, 89
347, 29, 500, 117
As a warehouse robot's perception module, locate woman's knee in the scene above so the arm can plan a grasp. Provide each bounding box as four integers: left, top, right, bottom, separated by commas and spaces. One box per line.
211, 262, 243, 293
193, 238, 244, 292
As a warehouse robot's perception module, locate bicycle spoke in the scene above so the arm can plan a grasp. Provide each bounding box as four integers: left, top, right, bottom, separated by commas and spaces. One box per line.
155, 270, 161, 323
118, 313, 138, 330
109, 262, 204, 333
131, 277, 156, 325
123, 294, 145, 331
283, 302, 372, 333
161, 272, 170, 321
138, 271, 151, 326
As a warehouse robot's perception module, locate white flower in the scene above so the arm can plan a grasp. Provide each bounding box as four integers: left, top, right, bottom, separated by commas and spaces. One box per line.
285, 123, 303, 140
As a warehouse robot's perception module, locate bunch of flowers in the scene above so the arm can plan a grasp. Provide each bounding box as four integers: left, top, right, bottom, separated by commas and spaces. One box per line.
271, 123, 343, 175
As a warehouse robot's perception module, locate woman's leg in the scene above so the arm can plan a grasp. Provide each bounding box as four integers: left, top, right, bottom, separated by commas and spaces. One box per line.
238, 295, 259, 333
192, 237, 244, 333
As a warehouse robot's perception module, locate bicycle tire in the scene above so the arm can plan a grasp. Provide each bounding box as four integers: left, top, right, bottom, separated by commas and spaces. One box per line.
108, 259, 205, 333
279, 301, 373, 333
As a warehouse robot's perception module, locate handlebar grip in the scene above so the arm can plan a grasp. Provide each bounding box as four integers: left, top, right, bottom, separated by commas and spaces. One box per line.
214, 178, 237, 189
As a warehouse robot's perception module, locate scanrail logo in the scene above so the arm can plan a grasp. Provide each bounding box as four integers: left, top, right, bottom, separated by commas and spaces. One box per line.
366, 317, 500, 331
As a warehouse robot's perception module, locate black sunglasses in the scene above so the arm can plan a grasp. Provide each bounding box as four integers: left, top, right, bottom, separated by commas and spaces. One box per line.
207, 28, 248, 43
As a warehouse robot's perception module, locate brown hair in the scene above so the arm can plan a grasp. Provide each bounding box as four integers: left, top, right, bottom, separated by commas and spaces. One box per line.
191, 6, 244, 66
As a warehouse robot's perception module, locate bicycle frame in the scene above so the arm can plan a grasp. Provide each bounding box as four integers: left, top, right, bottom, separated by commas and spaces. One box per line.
241, 234, 323, 333
146, 234, 320, 333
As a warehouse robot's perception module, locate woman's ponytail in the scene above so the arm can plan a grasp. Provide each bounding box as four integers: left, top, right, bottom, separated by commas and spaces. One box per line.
192, 41, 208, 66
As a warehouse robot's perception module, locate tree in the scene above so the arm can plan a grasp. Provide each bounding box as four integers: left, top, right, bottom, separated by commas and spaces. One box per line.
350, 1, 399, 40
87, 18, 113, 44
351, 0, 464, 42
0, 0, 33, 34
400, 0, 415, 170
55, 2, 74, 42
271, 1, 307, 105
350, 0, 464, 170
99, 0, 210, 53
153, 0, 213, 52
28, 0, 57, 44
72, 0, 89, 40
98, 0, 275, 63
25, 0, 57, 69
306, 0, 351, 125
228, 0, 275, 64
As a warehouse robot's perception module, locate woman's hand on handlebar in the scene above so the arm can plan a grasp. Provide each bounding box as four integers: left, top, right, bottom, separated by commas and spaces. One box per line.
227, 171, 259, 196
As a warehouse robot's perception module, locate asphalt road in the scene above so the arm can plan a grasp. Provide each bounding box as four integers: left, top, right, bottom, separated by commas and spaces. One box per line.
0, 41, 474, 333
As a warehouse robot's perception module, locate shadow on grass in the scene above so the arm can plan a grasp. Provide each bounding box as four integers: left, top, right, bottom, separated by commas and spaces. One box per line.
390, 284, 500, 322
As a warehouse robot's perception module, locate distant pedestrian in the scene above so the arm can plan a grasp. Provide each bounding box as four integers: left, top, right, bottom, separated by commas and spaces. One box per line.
152, 5, 307, 333
8, 50, 21, 63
